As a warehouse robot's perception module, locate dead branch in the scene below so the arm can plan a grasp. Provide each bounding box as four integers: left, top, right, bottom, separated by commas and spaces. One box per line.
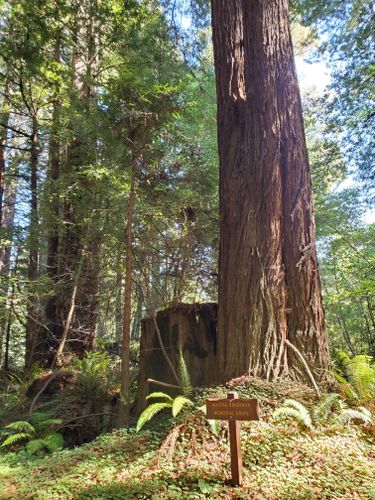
285, 339, 321, 397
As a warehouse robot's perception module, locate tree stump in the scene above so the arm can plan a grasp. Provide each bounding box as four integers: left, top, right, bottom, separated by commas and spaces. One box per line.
136, 303, 218, 413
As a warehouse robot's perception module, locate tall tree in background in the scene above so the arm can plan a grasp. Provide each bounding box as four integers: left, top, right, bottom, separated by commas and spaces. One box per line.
211, 0, 330, 382
292, 0, 374, 194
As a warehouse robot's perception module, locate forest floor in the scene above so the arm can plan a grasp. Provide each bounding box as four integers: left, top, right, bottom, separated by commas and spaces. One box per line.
0, 377, 374, 499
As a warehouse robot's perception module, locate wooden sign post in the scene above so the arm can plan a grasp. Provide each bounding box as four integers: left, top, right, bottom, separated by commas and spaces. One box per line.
206, 391, 260, 486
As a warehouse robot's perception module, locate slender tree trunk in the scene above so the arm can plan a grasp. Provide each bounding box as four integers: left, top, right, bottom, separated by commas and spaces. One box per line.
25, 116, 39, 370
0, 76, 10, 226
131, 287, 142, 341
336, 312, 356, 356
47, 78, 61, 279
40, 42, 61, 366
0, 148, 19, 275
51, 242, 86, 368
115, 268, 123, 343
365, 295, 375, 357
211, 0, 330, 383
0, 144, 19, 366
119, 162, 136, 427
3, 265, 16, 370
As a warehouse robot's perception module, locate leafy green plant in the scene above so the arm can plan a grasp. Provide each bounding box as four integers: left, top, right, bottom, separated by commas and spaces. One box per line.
273, 394, 372, 431
333, 353, 375, 403
0, 372, 27, 419
137, 349, 196, 431
136, 392, 193, 431
0, 412, 63, 454
177, 348, 192, 396
74, 351, 117, 409
273, 399, 313, 430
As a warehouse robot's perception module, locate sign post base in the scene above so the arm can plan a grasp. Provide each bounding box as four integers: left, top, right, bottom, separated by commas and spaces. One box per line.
206, 391, 260, 487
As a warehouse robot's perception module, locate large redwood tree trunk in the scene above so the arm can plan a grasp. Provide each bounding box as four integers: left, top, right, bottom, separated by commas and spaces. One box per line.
211, 0, 330, 382
40, 1, 101, 366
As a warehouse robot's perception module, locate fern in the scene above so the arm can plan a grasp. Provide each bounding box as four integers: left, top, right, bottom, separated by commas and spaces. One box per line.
274, 394, 372, 432
335, 407, 372, 425
332, 371, 359, 401
333, 353, 375, 402
172, 396, 193, 417
0, 413, 64, 453
178, 349, 192, 396
5, 421, 35, 434
136, 353, 194, 432
313, 393, 340, 424
43, 432, 64, 451
283, 399, 313, 421
34, 418, 63, 430
273, 403, 313, 430
25, 438, 45, 455
29, 412, 52, 423
349, 355, 375, 400
136, 402, 172, 432
74, 351, 115, 409
1, 432, 32, 447
146, 392, 173, 402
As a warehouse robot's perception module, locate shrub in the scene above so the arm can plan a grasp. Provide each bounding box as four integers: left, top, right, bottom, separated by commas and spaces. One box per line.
273, 394, 372, 431
136, 350, 195, 431
0, 412, 63, 454
136, 392, 194, 431
333, 353, 375, 403
74, 351, 118, 410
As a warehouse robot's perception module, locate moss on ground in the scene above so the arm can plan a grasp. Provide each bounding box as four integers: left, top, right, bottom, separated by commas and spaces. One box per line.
0, 377, 373, 499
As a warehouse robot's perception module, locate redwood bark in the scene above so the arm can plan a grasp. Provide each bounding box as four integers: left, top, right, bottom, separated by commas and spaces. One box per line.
42, 2, 101, 365
211, 0, 330, 382
41, 44, 61, 365
59, 0, 101, 359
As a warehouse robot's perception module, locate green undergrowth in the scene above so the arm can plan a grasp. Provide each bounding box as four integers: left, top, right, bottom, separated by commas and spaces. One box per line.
0, 377, 374, 499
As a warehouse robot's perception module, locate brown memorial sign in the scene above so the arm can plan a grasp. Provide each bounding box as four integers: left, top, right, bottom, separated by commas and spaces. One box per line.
206, 397, 259, 421
206, 392, 260, 487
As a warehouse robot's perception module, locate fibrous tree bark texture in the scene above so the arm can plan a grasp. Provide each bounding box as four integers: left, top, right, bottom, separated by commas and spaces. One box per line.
41, 1, 101, 366
211, 0, 330, 382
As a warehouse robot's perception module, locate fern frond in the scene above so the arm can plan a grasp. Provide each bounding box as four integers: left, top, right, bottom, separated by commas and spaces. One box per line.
332, 372, 359, 401
273, 406, 313, 430
348, 355, 375, 400
283, 399, 312, 415
146, 392, 173, 402
6, 372, 23, 385
25, 438, 45, 455
313, 393, 340, 424
1, 432, 32, 447
34, 418, 63, 430
335, 407, 372, 425
5, 421, 35, 434
29, 412, 51, 423
136, 402, 172, 432
178, 349, 192, 396
43, 432, 64, 452
172, 396, 193, 417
